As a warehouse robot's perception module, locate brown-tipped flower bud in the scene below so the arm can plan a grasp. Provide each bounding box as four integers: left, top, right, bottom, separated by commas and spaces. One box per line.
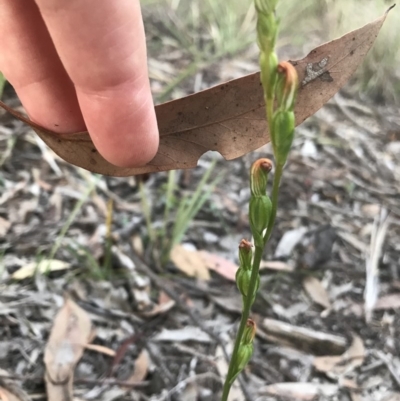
250, 158, 273, 197
229, 319, 257, 384
272, 110, 295, 166
242, 319, 257, 344
276, 61, 298, 112
239, 239, 253, 270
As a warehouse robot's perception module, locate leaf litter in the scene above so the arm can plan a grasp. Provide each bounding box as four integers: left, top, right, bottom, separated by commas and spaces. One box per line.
1, 7, 400, 401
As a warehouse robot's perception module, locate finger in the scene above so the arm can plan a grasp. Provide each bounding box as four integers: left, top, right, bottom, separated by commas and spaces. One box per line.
35, 0, 159, 167
0, 0, 85, 133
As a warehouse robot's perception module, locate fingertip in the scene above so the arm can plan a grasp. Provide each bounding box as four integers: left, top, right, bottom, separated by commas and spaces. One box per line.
101, 113, 160, 168
77, 87, 159, 168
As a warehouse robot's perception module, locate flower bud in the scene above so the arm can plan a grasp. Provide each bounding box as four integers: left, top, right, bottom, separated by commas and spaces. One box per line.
249, 195, 272, 237
256, 13, 278, 55
239, 239, 253, 270
236, 268, 252, 297
272, 110, 295, 166
242, 319, 257, 344
229, 319, 256, 384
250, 158, 273, 197
229, 343, 254, 384
276, 61, 298, 112
254, 0, 279, 15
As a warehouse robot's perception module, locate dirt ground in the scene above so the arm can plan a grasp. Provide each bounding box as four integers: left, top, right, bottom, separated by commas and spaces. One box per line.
1, 7, 400, 401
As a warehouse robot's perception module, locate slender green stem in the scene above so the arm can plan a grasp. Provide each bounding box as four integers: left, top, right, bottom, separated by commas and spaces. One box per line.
264, 162, 283, 243
221, 245, 264, 401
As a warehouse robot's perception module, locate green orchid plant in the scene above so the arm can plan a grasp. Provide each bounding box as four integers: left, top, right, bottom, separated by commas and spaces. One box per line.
221, 1, 298, 399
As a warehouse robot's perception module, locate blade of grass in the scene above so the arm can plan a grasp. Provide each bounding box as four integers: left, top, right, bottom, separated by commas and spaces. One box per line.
47, 175, 98, 262
171, 159, 220, 246
0, 72, 6, 99
139, 180, 157, 244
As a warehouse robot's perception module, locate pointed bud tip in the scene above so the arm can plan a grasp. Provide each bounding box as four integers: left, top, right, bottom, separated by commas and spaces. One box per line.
243, 318, 257, 344
251, 158, 273, 181
239, 239, 253, 252
276, 61, 299, 111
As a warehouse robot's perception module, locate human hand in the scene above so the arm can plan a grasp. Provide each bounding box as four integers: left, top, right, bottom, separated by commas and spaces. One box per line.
0, 0, 159, 168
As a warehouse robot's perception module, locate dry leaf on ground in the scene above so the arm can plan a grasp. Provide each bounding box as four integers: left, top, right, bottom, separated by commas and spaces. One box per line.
303, 276, 332, 309
11, 259, 71, 280
0, 369, 31, 401
0, 8, 392, 176
259, 382, 339, 400
275, 227, 307, 258
375, 294, 400, 310
0, 387, 24, 401
44, 297, 92, 401
83, 343, 116, 357
313, 335, 365, 377
141, 292, 175, 317
170, 245, 210, 280
259, 260, 295, 272
199, 251, 238, 281
126, 349, 150, 385
153, 327, 212, 343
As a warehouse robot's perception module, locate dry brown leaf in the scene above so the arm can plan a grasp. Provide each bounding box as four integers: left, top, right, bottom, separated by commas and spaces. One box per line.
303, 276, 331, 309
141, 290, 175, 317
199, 251, 238, 281
44, 297, 92, 401
170, 245, 210, 280
313, 335, 365, 376
0, 8, 392, 176
126, 349, 150, 385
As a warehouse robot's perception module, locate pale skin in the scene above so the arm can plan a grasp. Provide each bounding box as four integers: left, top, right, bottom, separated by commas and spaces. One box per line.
0, 0, 159, 168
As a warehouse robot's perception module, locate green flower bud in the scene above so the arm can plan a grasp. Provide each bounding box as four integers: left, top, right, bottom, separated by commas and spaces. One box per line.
235, 268, 251, 297
272, 110, 295, 166
249, 195, 272, 237
239, 239, 253, 270
254, 0, 279, 15
229, 343, 253, 384
276, 61, 298, 112
256, 13, 278, 55
250, 158, 272, 197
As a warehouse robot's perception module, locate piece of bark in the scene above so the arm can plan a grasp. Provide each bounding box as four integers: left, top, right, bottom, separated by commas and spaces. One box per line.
262, 318, 347, 355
